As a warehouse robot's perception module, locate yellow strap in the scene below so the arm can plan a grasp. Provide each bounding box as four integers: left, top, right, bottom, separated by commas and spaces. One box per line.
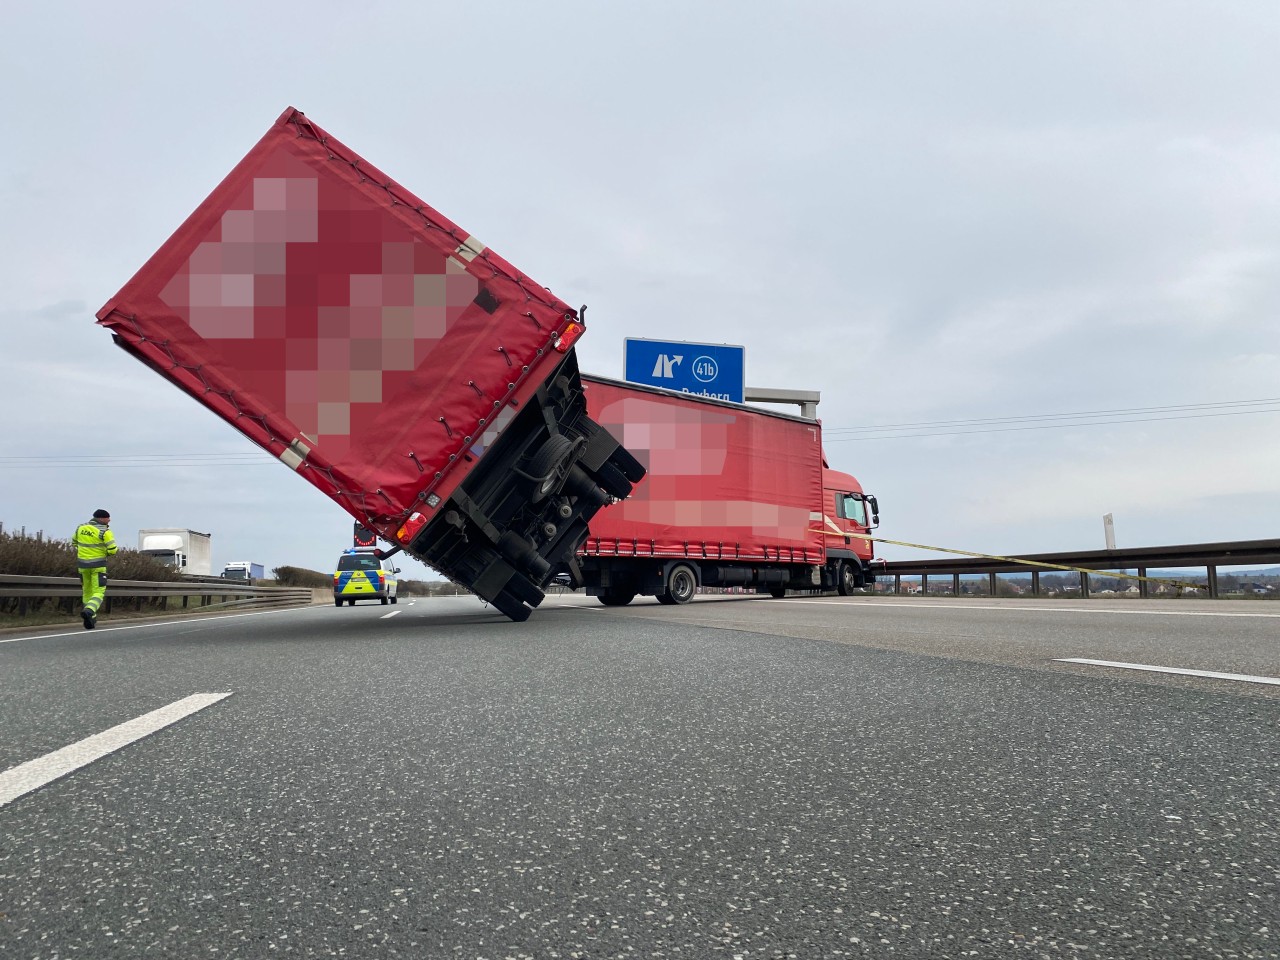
811, 529, 1200, 593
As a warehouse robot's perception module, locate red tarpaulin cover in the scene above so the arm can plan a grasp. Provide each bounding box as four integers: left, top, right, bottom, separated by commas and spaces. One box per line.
98, 107, 579, 531
582, 378, 825, 562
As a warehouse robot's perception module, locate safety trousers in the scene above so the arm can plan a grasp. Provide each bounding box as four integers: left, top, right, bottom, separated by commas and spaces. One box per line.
81, 568, 108, 618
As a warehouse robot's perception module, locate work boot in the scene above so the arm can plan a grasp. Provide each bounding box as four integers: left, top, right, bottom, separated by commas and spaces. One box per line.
82, 609, 96, 630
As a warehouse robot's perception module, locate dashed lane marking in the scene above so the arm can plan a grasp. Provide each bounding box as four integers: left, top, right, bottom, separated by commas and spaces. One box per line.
1055, 658, 1280, 686
0, 693, 233, 807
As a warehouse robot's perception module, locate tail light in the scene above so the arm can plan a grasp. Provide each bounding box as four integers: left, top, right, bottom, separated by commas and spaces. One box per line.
396, 512, 428, 544
554, 320, 584, 354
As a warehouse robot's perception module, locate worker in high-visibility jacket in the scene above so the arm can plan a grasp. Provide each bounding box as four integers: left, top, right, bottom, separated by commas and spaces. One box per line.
74, 509, 117, 629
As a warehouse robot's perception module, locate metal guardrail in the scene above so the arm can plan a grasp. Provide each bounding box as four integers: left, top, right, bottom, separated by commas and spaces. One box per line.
870, 538, 1280, 599
0, 574, 314, 616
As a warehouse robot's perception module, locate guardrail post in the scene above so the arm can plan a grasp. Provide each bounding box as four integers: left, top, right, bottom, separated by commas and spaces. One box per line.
1080, 572, 1090, 598
1031, 570, 1040, 596
894, 574, 901, 595
988, 572, 997, 596
921, 574, 929, 596
1207, 565, 1218, 599
1138, 567, 1148, 598
952, 573, 960, 596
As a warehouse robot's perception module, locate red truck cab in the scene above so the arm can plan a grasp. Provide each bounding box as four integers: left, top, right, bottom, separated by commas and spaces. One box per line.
822, 466, 881, 595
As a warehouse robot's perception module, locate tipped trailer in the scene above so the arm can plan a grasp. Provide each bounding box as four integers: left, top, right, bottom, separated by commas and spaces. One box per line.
97, 108, 643, 621
574, 376, 879, 606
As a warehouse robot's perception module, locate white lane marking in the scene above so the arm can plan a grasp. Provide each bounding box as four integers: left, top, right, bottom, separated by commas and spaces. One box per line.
784, 599, 1280, 618
1055, 658, 1280, 686
381, 610, 401, 619
0, 604, 328, 644
0, 693, 233, 807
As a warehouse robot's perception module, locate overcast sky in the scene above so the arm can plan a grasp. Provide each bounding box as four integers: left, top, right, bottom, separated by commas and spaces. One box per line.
3, 1, 1278, 582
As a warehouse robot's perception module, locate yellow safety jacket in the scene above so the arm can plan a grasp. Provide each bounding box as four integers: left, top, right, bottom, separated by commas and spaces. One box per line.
74, 521, 118, 570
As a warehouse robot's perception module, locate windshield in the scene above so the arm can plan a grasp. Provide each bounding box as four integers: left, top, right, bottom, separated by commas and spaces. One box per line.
836, 493, 867, 526
337, 555, 382, 572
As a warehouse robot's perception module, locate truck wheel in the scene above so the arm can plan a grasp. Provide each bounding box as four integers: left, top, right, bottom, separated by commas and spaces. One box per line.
380, 596, 389, 605
348, 598, 356, 606
594, 462, 632, 499
609, 445, 647, 483
768, 586, 787, 599
490, 591, 533, 622
527, 434, 576, 502
334, 598, 342, 607
837, 562, 859, 596
598, 589, 635, 607
390, 595, 398, 604
662, 564, 697, 605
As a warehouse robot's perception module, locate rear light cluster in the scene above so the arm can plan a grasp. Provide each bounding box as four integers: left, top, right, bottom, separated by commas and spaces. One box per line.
397, 512, 427, 544
554, 321, 584, 354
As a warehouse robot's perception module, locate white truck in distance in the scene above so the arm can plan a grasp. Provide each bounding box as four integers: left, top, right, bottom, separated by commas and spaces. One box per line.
221, 562, 264, 581
137, 528, 212, 576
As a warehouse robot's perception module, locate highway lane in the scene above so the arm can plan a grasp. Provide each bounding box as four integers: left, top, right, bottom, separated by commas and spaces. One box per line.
1, 595, 1277, 958
573, 593, 1280, 699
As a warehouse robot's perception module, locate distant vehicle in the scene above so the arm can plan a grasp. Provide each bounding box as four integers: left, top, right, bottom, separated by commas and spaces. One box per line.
137, 528, 212, 576
571, 376, 880, 605
221, 561, 264, 581
333, 549, 399, 606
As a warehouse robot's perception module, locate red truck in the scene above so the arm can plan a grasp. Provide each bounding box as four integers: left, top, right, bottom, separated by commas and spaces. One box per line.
572, 376, 879, 605
97, 108, 643, 622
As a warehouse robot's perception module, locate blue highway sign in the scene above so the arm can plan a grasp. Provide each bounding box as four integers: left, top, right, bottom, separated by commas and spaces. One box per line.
623, 338, 746, 403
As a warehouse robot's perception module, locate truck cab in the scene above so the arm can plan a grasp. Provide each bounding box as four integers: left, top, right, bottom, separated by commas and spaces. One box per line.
822, 466, 880, 594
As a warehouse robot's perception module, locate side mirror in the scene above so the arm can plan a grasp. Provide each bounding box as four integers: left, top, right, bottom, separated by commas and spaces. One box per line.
393, 567, 402, 574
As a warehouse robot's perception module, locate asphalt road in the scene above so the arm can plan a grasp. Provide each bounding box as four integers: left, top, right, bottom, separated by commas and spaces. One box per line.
1, 594, 1277, 958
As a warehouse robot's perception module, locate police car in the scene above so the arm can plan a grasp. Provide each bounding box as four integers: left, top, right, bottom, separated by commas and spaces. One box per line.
333, 549, 399, 606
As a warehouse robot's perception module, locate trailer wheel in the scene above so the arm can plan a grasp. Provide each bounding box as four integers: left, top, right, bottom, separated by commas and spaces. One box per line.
662, 564, 697, 605
527, 434, 576, 502
837, 562, 859, 596
598, 589, 635, 607
489, 590, 533, 622
594, 462, 633, 499
768, 586, 787, 599
380, 596, 389, 605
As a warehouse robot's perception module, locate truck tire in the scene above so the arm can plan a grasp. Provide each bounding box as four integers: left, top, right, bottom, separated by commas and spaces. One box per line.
333, 598, 342, 607
380, 596, 389, 605
598, 589, 635, 607
661, 563, 697, 605
594, 462, 633, 499
768, 586, 787, 599
527, 434, 576, 503
390, 595, 398, 604
837, 562, 859, 596
609, 445, 647, 483
490, 591, 533, 622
